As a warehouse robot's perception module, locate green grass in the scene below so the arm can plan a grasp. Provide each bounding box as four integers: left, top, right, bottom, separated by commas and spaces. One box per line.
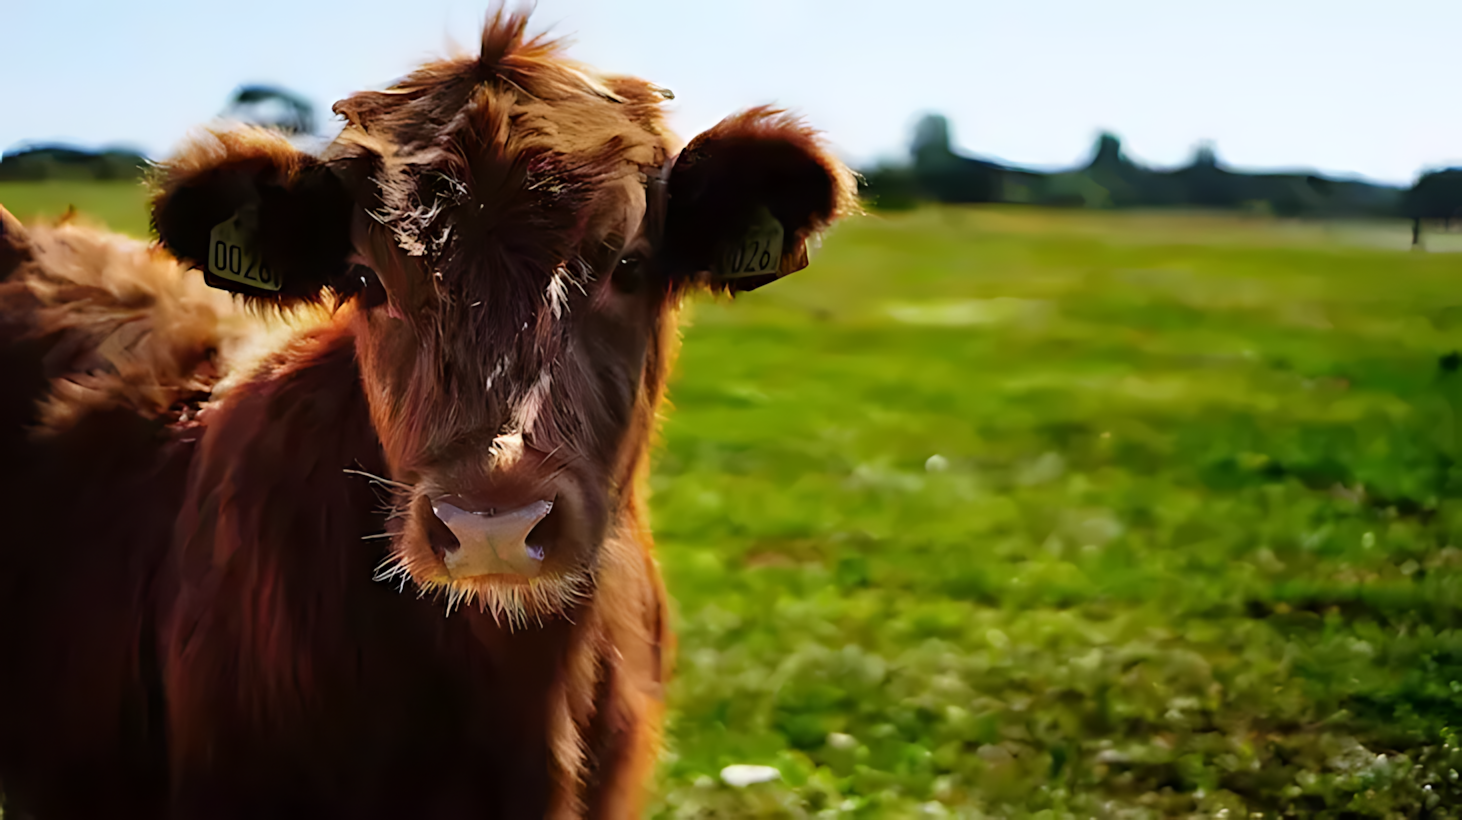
8, 186, 1462, 817
0, 180, 152, 238
649, 208, 1462, 818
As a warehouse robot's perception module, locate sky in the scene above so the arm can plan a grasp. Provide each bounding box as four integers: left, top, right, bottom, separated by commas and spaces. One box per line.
4, 0, 1459, 186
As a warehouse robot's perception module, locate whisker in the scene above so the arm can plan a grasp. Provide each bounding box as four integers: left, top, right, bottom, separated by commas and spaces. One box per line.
343, 468, 414, 491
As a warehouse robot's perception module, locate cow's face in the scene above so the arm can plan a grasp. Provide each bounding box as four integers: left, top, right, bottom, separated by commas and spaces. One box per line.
151, 14, 854, 622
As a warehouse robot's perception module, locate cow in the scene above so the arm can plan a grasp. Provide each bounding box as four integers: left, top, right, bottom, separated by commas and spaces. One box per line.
0, 9, 855, 820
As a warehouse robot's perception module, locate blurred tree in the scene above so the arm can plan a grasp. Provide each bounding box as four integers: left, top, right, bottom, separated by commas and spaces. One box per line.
1088, 132, 1124, 169
1169, 141, 1239, 209
1404, 169, 1462, 247
909, 114, 1001, 204
1192, 142, 1218, 169
858, 163, 920, 210
1080, 132, 1155, 208
223, 85, 317, 136
910, 114, 967, 173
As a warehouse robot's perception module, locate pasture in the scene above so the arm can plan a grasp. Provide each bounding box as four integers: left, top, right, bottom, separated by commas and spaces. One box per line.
5, 180, 1462, 818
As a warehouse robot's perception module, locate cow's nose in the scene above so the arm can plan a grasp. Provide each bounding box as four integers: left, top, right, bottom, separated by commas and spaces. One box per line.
430, 497, 553, 579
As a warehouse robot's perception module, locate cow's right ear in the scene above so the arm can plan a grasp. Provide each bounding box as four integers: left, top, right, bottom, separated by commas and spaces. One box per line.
150, 127, 362, 306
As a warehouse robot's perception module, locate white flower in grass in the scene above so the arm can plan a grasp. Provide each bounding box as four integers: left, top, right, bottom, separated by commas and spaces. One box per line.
719, 764, 781, 787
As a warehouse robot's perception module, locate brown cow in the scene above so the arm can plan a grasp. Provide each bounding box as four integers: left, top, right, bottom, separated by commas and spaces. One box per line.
0, 10, 854, 820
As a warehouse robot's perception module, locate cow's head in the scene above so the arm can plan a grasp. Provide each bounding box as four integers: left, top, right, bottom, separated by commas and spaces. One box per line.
150, 12, 855, 622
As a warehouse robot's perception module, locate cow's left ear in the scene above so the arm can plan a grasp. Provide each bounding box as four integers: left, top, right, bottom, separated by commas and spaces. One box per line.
661, 107, 858, 292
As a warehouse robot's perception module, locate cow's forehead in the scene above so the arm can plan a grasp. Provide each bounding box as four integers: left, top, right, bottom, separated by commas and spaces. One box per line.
330, 50, 672, 173
333, 77, 668, 274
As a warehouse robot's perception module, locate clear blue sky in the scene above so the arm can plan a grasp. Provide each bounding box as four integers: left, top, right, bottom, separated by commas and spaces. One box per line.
5, 0, 1458, 186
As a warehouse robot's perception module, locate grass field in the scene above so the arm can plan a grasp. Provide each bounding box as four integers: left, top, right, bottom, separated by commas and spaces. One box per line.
6, 182, 1462, 818
0, 180, 154, 238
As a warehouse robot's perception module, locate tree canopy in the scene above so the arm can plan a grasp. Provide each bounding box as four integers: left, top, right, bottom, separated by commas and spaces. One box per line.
222, 85, 317, 136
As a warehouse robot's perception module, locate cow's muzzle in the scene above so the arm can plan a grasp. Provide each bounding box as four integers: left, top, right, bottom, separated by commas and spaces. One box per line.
430, 497, 554, 579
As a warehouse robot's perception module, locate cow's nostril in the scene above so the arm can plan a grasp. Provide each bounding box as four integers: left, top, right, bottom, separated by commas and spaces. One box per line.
523, 503, 564, 565
424, 503, 461, 559
430, 498, 553, 579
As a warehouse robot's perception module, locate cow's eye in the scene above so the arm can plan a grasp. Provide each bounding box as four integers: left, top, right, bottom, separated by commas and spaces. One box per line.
355, 264, 388, 309
612, 253, 645, 294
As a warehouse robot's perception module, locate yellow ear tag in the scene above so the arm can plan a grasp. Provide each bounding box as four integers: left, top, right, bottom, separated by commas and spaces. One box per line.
207, 213, 281, 292
717, 206, 784, 279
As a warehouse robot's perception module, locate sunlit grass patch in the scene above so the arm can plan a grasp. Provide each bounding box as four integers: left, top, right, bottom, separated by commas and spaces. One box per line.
651, 206, 1462, 817
0, 180, 152, 238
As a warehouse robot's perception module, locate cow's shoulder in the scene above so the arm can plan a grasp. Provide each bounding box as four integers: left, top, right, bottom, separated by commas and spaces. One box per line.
163, 323, 388, 748
172, 320, 383, 582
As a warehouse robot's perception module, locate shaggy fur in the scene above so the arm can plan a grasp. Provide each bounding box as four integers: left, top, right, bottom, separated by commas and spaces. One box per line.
0, 9, 854, 819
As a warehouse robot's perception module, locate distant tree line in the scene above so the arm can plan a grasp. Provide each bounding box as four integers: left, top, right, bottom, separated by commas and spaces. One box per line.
0, 85, 316, 183
862, 114, 1462, 241
7, 99, 1460, 241
0, 146, 149, 182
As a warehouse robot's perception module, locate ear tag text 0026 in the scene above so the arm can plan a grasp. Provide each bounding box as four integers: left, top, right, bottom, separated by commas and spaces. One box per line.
207, 211, 281, 292
716, 206, 785, 280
